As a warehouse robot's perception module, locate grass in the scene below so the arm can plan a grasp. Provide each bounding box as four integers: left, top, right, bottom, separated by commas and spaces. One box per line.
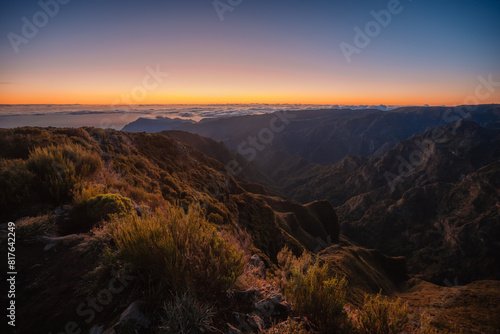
159, 292, 215, 334
26, 143, 102, 202
264, 317, 312, 334
108, 203, 245, 298
357, 293, 410, 334
16, 214, 59, 242
277, 247, 350, 333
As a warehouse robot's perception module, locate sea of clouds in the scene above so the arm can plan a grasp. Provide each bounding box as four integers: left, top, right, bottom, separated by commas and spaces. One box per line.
0, 104, 414, 129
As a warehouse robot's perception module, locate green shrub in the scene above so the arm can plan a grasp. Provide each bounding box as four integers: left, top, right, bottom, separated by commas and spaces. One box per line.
159, 292, 215, 334
109, 204, 245, 297
278, 247, 350, 333
86, 193, 134, 221
357, 293, 410, 334
26, 144, 102, 202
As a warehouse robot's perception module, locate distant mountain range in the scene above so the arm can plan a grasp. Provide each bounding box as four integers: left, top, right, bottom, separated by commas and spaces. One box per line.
123, 104, 500, 284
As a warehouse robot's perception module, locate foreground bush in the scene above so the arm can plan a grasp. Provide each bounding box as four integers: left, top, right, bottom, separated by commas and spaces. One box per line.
85, 193, 134, 221
159, 292, 215, 334
357, 293, 410, 334
278, 247, 350, 333
0, 159, 35, 216
109, 204, 245, 297
26, 144, 102, 202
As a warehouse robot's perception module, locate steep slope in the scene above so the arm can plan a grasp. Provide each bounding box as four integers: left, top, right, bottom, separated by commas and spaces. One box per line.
0, 127, 342, 333
287, 121, 500, 284
2, 127, 498, 333
160, 130, 275, 194
0, 127, 340, 256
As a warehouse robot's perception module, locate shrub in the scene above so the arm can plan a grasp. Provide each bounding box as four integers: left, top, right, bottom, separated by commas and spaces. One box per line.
357, 293, 410, 334
159, 292, 215, 334
73, 183, 105, 205
0, 159, 35, 216
278, 247, 350, 333
26, 144, 102, 202
265, 317, 312, 334
85, 193, 134, 221
65, 192, 134, 233
417, 311, 437, 334
203, 198, 231, 224
276, 246, 313, 290
16, 215, 58, 241
109, 204, 245, 297
207, 212, 224, 225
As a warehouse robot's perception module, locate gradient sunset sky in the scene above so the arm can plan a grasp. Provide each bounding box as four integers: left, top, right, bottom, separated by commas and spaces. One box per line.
1, 0, 499, 105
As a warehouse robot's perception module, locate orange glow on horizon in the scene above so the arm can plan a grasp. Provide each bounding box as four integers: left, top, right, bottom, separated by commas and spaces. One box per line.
1, 92, 498, 107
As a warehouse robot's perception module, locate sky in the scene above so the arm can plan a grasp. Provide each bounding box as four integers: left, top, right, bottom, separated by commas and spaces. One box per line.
1, 0, 499, 105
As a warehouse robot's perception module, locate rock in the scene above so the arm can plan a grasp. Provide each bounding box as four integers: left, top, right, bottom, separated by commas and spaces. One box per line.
254, 293, 290, 318
115, 301, 149, 328
136, 205, 151, 217
40, 234, 86, 251
227, 323, 242, 334
101, 301, 149, 334
131, 200, 151, 217
54, 206, 72, 225
235, 288, 258, 303
54, 206, 65, 216
232, 313, 254, 333
89, 325, 104, 334
249, 254, 262, 266
101, 328, 115, 334
247, 313, 264, 332
248, 255, 266, 278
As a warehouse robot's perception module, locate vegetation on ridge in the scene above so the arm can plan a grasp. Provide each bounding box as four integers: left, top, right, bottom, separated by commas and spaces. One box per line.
1, 127, 497, 334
